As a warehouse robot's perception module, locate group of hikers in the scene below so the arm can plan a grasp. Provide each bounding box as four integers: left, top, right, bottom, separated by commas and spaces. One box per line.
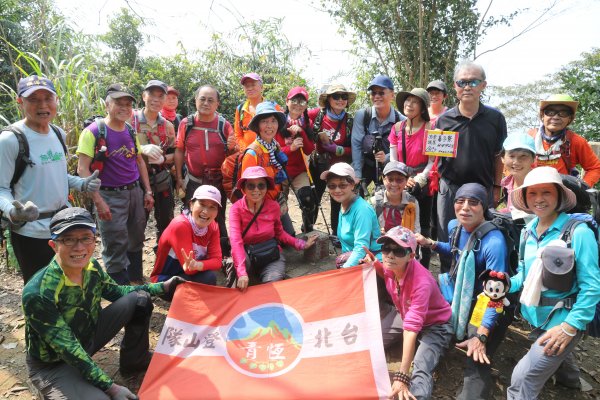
1, 59, 600, 399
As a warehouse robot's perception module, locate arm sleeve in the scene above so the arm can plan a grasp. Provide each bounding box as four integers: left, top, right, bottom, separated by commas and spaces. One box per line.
509, 231, 528, 293
22, 294, 113, 391
481, 231, 508, 273
229, 202, 248, 277
0, 131, 18, 215
175, 117, 188, 149
564, 224, 600, 330
402, 282, 431, 332
76, 129, 96, 158
351, 109, 365, 179
572, 134, 600, 187
234, 108, 244, 147
343, 209, 376, 268
413, 200, 421, 234
434, 221, 457, 256
201, 224, 223, 271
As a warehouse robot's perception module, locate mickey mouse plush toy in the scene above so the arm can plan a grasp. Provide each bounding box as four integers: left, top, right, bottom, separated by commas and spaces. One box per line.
469, 270, 511, 332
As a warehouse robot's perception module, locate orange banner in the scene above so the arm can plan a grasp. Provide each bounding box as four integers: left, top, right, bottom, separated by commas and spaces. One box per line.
139, 265, 390, 399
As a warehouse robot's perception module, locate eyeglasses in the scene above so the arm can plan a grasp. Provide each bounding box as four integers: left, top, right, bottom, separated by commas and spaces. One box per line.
290, 99, 307, 106
369, 90, 386, 97
381, 244, 409, 258
54, 236, 95, 247
454, 198, 481, 207
327, 182, 351, 191
330, 93, 348, 101
455, 79, 482, 88
543, 109, 572, 118
245, 183, 267, 191
384, 176, 406, 184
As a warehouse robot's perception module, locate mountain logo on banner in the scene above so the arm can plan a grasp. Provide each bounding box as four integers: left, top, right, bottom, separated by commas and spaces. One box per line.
224, 303, 304, 378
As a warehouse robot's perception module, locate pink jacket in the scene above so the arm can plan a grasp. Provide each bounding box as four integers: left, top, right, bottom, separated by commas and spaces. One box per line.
229, 196, 305, 277
374, 258, 451, 332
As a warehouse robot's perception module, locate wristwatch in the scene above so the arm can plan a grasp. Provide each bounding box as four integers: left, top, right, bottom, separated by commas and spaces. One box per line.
477, 333, 488, 344
145, 191, 153, 197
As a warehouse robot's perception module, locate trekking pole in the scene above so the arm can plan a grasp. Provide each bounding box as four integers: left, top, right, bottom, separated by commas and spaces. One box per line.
300, 148, 338, 255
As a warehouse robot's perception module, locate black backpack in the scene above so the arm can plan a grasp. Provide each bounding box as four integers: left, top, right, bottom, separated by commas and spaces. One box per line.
2, 124, 67, 189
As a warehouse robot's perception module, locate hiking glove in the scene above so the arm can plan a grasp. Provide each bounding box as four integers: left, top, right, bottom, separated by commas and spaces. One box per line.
8, 200, 39, 223
141, 144, 164, 164
105, 383, 138, 400
82, 170, 101, 192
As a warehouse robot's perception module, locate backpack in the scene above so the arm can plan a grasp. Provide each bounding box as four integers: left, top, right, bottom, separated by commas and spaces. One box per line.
131, 110, 167, 145
2, 124, 67, 189
183, 113, 227, 154
83, 117, 137, 172
522, 213, 600, 337
360, 107, 401, 158
221, 145, 258, 203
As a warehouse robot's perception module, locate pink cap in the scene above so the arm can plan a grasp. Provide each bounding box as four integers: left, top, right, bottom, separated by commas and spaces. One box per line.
320, 162, 360, 184
377, 226, 417, 252
240, 72, 263, 85
236, 166, 275, 190
287, 86, 309, 101
191, 185, 222, 207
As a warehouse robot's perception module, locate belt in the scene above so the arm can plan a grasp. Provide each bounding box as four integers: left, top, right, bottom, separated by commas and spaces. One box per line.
100, 181, 139, 191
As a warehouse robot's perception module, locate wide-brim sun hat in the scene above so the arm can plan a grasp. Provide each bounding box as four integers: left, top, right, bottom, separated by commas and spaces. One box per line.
236, 166, 275, 190
247, 101, 286, 133
511, 166, 577, 213
539, 94, 578, 117
320, 162, 360, 184
318, 83, 357, 108
395, 88, 431, 121
376, 226, 417, 253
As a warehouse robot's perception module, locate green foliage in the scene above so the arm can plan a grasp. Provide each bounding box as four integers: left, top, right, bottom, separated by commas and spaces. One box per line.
490, 79, 557, 134
556, 48, 600, 141
101, 7, 145, 70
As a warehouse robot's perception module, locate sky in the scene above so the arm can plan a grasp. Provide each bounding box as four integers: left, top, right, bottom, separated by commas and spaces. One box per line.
55, 0, 599, 89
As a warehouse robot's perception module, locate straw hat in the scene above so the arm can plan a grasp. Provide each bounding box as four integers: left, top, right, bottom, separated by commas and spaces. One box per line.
318, 84, 356, 108
510, 167, 576, 213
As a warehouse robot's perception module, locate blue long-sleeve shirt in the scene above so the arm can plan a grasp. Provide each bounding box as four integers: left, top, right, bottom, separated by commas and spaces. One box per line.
509, 213, 600, 331
436, 219, 508, 297
338, 196, 382, 267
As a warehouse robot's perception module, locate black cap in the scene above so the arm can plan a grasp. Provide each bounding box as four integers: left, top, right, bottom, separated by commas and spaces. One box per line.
106, 83, 135, 101
144, 80, 168, 94
50, 207, 96, 236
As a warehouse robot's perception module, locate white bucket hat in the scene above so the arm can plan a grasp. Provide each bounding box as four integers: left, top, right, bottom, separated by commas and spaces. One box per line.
510, 167, 576, 213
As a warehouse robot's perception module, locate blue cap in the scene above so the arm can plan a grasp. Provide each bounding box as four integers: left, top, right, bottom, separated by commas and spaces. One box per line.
503, 134, 535, 155
368, 75, 394, 91
17, 75, 57, 98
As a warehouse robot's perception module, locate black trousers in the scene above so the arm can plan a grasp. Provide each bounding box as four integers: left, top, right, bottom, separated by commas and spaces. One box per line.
10, 230, 55, 283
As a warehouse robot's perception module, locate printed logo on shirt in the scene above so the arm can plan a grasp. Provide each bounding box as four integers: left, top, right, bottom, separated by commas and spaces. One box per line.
108, 146, 136, 159
39, 149, 64, 164
192, 243, 208, 260
323, 128, 341, 143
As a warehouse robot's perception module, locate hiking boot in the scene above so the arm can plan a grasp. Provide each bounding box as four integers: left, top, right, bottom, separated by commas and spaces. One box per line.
119, 351, 154, 376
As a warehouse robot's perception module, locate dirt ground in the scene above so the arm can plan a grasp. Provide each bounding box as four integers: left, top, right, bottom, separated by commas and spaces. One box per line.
1, 194, 599, 399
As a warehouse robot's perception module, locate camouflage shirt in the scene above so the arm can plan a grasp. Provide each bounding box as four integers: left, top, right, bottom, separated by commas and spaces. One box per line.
22, 258, 165, 391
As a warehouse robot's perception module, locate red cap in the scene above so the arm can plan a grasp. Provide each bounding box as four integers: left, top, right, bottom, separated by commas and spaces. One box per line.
167, 86, 179, 96
287, 86, 309, 101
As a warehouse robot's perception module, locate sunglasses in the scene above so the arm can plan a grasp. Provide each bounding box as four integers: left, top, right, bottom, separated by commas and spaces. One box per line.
245, 182, 267, 191
327, 182, 351, 191
455, 79, 483, 88
369, 90, 387, 97
454, 198, 481, 207
330, 93, 348, 101
381, 244, 409, 258
543, 109, 572, 118
290, 99, 307, 106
